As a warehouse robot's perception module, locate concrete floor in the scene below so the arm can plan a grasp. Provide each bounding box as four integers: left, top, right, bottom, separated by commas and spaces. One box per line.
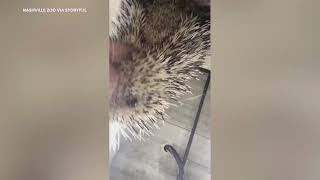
110, 71, 211, 180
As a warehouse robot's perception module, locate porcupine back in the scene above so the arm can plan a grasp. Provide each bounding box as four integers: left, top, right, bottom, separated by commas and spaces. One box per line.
109, 0, 210, 151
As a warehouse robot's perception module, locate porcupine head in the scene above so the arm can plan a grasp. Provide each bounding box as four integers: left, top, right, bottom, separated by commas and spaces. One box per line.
109, 0, 210, 152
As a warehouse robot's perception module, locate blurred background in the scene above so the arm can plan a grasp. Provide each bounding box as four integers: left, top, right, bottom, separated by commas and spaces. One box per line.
213, 0, 319, 180
0, 1, 108, 180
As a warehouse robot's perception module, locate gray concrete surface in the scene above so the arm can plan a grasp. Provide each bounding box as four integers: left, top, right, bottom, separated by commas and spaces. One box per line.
110, 72, 211, 180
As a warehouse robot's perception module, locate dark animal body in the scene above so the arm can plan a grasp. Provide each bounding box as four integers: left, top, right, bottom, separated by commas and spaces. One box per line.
109, 0, 210, 149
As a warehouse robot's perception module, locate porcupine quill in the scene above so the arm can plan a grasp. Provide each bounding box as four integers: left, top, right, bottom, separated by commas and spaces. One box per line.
110, 0, 210, 151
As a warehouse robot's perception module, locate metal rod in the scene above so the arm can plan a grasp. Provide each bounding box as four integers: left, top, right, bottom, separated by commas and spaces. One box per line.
182, 68, 210, 164
164, 68, 210, 180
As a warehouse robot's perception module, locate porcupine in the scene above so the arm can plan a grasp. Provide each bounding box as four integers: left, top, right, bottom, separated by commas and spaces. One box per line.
109, 0, 211, 153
